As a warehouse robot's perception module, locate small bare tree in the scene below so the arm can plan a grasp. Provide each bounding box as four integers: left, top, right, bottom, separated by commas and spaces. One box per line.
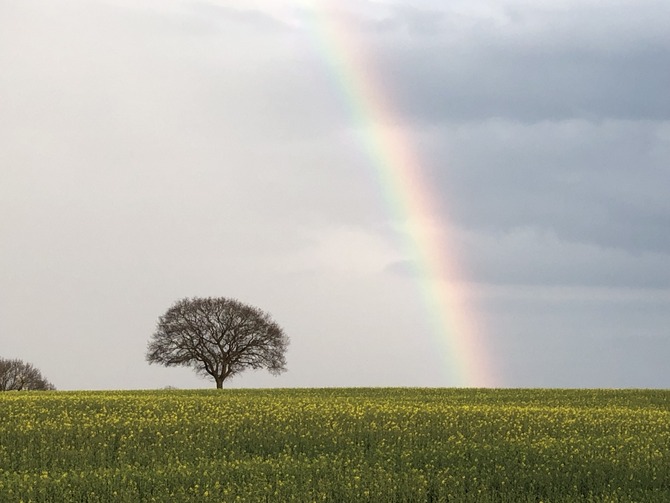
146, 297, 289, 389
0, 358, 56, 391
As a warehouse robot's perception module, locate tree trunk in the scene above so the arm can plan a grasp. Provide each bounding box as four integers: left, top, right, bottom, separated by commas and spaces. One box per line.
215, 377, 224, 389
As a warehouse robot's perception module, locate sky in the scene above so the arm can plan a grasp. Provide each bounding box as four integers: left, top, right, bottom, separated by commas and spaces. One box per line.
1, 0, 669, 390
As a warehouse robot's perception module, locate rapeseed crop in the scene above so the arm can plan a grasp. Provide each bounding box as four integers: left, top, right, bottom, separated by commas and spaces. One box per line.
0, 388, 668, 502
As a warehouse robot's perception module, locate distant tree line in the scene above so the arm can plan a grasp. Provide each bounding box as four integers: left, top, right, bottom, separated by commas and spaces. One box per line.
2, 296, 287, 392
0, 358, 55, 391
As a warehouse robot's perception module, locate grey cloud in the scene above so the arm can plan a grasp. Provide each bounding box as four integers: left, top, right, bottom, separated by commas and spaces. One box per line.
417, 119, 670, 256
495, 330, 670, 388
482, 288, 670, 387
365, 2, 670, 124
465, 227, 670, 289
387, 225, 670, 289
2, 0, 669, 390
314, 0, 670, 283
187, 2, 293, 31
377, 45, 670, 124
393, 6, 446, 36
353, 4, 447, 37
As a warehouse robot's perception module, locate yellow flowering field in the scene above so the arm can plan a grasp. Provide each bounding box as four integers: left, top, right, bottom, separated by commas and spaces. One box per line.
0, 388, 668, 502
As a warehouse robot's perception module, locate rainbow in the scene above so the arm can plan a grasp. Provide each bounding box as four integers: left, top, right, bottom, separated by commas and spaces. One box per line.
301, 3, 496, 387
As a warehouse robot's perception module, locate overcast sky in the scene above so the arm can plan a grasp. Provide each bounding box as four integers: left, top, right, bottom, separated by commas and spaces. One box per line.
2, 0, 669, 390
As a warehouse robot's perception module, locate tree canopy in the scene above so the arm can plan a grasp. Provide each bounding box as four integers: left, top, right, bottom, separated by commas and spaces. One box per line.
146, 297, 289, 388
0, 358, 55, 391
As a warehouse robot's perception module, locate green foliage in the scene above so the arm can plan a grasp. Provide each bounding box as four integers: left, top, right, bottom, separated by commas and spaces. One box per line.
1, 388, 668, 502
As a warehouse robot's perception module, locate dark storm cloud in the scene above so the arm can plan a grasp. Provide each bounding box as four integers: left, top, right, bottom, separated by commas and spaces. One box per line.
422, 120, 670, 255
353, 1, 670, 290
387, 224, 670, 289
370, 1, 670, 123
382, 118, 670, 289
378, 45, 670, 124
464, 229, 670, 289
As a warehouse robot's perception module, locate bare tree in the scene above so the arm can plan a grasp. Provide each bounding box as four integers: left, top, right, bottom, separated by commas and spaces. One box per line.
146, 297, 289, 389
0, 358, 56, 391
